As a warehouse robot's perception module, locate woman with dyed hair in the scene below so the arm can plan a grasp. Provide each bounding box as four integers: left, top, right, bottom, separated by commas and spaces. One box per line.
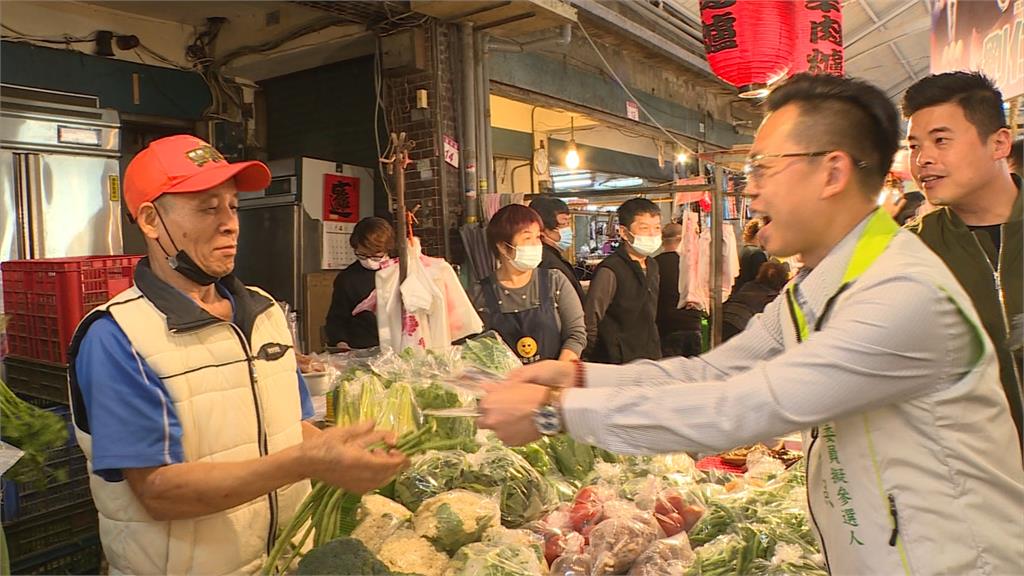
470, 204, 586, 363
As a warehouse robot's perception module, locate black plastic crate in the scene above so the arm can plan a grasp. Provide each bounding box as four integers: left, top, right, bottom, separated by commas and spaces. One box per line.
2, 406, 88, 523
3, 356, 69, 405
2, 493, 97, 560
2, 459, 91, 523
9, 533, 102, 575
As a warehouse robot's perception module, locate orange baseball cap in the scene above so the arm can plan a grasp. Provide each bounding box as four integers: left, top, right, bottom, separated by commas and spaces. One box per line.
124, 134, 271, 217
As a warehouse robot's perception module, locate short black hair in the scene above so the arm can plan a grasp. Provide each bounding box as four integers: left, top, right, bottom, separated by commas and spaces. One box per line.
902, 72, 1007, 140
767, 73, 900, 193
617, 197, 660, 228
529, 195, 569, 230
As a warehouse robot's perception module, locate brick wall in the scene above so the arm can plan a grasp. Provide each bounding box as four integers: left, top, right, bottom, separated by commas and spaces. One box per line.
383, 22, 465, 263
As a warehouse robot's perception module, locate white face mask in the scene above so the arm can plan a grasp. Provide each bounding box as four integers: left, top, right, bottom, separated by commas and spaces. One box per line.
357, 255, 385, 270
626, 232, 661, 256
506, 243, 543, 271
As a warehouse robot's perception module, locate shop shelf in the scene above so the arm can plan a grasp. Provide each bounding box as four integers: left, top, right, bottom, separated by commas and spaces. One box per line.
2, 255, 142, 365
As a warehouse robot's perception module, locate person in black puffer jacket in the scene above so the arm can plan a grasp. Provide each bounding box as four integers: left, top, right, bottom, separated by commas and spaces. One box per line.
722, 260, 790, 341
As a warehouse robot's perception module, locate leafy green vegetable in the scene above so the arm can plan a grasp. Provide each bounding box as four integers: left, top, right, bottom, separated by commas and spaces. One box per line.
0, 377, 69, 488
459, 333, 521, 375
414, 382, 477, 444
511, 441, 554, 475
461, 446, 556, 528
546, 435, 595, 481
395, 450, 470, 512
294, 537, 391, 575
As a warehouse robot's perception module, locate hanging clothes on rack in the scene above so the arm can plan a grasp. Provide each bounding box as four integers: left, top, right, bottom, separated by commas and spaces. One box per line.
676, 214, 740, 311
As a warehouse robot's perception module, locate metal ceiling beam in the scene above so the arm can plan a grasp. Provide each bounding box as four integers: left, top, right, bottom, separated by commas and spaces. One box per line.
845, 0, 919, 48
853, 0, 920, 84
845, 19, 930, 63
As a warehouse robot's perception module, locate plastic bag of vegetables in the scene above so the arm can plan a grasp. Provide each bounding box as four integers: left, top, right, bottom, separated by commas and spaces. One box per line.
587, 511, 661, 575
413, 489, 501, 555
350, 495, 412, 553
526, 505, 585, 566
748, 542, 827, 575
457, 331, 521, 376
546, 435, 596, 481
376, 529, 450, 576
395, 450, 471, 512
376, 381, 420, 436
627, 533, 696, 576
549, 551, 594, 576
415, 381, 477, 444
482, 526, 546, 566
445, 540, 546, 576
462, 445, 556, 528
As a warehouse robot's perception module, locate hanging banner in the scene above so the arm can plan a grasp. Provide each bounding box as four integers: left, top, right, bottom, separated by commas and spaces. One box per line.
930, 0, 1024, 99
323, 174, 360, 223
790, 0, 844, 76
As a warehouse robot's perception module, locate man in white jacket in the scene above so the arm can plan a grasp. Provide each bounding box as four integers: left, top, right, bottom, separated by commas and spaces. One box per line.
479, 74, 1024, 574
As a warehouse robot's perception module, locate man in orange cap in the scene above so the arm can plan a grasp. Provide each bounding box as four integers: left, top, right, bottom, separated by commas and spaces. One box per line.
66, 135, 406, 575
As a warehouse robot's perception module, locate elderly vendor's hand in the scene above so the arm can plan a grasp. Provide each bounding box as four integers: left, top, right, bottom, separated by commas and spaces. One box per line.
303, 421, 408, 493
477, 381, 550, 446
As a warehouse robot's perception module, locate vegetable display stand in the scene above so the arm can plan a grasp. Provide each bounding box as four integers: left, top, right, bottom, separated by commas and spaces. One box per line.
1, 255, 143, 366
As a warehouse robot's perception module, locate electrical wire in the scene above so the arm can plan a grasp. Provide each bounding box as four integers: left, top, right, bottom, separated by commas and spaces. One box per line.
578, 21, 694, 157
374, 35, 394, 208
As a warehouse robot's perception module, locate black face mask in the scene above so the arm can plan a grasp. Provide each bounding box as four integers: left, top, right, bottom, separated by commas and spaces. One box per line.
154, 207, 222, 286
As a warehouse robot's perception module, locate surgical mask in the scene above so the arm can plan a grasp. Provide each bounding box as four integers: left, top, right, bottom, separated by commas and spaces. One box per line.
625, 231, 661, 257
506, 242, 543, 271
556, 227, 573, 251
357, 255, 385, 271
154, 207, 222, 286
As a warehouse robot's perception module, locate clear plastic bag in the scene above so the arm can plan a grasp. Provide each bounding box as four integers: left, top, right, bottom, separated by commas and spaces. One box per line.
483, 525, 547, 566
527, 505, 586, 566
411, 489, 501, 555
627, 533, 696, 576
394, 450, 470, 512
587, 512, 660, 575
350, 494, 412, 553
447, 540, 546, 576
549, 551, 594, 576
463, 445, 558, 528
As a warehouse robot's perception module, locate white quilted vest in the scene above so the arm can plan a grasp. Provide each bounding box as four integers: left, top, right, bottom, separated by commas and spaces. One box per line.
71, 285, 310, 575
787, 231, 1024, 575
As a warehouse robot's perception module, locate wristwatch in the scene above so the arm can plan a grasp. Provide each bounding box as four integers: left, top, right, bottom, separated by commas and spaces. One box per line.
533, 387, 565, 436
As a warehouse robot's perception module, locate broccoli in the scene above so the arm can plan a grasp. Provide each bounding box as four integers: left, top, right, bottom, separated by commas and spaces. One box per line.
295, 537, 391, 575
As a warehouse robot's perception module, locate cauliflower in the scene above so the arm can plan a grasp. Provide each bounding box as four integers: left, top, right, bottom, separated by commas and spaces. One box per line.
445, 541, 546, 576
413, 490, 501, 555
482, 526, 546, 567
351, 495, 413, 553
377, 529, 450, 576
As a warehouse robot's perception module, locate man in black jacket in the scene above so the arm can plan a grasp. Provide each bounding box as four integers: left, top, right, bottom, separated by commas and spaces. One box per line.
530, 195, 585, 302
584, 198, 662, 363
902, 72, 1023, 440
655, 222, 704, 357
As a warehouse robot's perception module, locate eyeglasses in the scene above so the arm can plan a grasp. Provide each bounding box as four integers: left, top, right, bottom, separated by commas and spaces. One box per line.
743, 151, 869, 188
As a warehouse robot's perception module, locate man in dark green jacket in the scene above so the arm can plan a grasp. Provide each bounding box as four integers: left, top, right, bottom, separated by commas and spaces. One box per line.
902, 72, 1023, 442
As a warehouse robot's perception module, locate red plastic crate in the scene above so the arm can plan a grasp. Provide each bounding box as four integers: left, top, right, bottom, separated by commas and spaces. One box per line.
2, 255, 143, 365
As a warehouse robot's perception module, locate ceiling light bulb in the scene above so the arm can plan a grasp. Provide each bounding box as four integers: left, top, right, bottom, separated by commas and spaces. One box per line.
565, 141, 580, 170
676, 151, 688, 164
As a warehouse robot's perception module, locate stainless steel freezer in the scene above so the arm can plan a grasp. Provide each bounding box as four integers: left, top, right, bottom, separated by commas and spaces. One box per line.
1, 91, 123, 313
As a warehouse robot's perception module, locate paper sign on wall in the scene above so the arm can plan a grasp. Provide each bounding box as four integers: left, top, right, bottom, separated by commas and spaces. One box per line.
626, 101, 640, 121
323, 174, 360, 223
443, 135, 459, 168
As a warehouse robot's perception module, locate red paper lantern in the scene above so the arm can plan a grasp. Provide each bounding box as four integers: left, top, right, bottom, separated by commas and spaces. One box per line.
700, 0, 796, 97
790, 0, 845, 76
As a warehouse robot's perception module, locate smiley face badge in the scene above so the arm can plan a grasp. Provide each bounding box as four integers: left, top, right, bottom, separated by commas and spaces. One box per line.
516, 336, 539, 361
